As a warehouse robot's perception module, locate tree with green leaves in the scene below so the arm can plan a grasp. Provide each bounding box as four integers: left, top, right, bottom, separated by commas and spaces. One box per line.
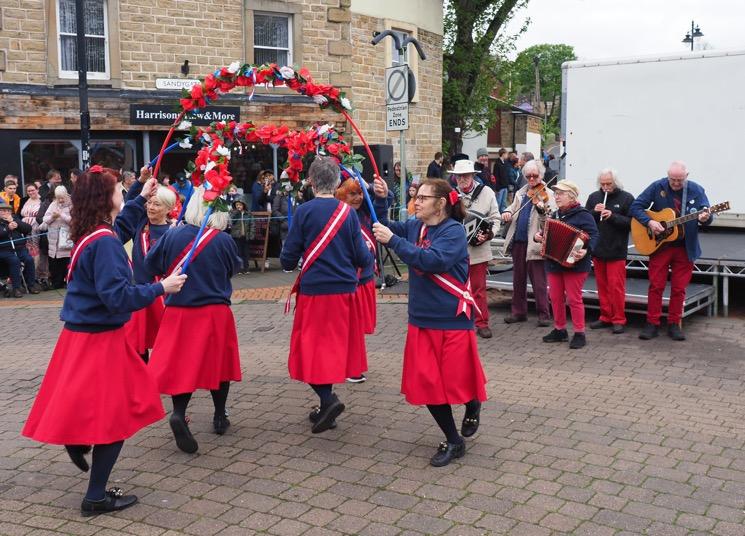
503, 44, 576, 138
443, 0, 529, 155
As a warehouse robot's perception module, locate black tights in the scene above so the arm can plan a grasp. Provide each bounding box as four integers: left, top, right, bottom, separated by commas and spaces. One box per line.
310, 384, 333, 406
84, 441, 124, 501
427, 400, 480, 444
172, 381, 231, 419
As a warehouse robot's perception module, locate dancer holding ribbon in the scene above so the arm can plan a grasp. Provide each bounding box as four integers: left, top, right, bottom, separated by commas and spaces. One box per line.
22, 166, 187, 516
372, 178, 487, 467
281, 157, 373, 433
114, 166, 179, 363
145, 187, 242, 453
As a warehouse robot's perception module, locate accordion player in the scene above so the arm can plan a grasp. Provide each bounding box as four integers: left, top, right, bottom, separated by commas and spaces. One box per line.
540, 218, 589, 268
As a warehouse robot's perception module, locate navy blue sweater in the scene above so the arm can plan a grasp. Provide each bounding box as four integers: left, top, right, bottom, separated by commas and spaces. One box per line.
629, 178, 713, 261
144, 223, 241, 307
61, 234, 165, 332
357, 191, 391, 284
544, 205, 599, 273
280, 197, 372, 295
386, 217, 473, 330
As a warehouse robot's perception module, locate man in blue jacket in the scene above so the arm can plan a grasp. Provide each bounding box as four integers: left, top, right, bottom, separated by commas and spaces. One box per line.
630, 161, 712, 341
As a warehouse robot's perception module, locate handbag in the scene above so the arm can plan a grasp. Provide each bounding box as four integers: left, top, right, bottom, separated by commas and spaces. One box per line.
57, 226, 74, 251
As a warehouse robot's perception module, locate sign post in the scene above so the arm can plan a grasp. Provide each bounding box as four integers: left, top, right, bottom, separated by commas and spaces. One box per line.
385, 65, 410, 220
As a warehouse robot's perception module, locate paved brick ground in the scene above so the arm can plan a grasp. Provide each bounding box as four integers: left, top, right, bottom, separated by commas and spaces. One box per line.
1, 294, 745, 535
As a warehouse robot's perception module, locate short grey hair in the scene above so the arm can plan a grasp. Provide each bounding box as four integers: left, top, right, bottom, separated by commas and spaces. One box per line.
521, 152, 535, 162
154, 185, 177, 211
668, 160, 688, 175
122, 171, 136, 181
54, 185, 69, 198
596, 168, 624, 190
184, 187, 229, 230
308, 156, 340, 194
522, 159, 545, 179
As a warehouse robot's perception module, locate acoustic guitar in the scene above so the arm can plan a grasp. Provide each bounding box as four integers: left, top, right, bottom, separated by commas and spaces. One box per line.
631, 201, 730, 255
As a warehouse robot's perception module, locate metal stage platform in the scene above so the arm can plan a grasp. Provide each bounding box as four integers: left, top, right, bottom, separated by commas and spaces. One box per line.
491, 229, 745, 315
486, 270, 716, 319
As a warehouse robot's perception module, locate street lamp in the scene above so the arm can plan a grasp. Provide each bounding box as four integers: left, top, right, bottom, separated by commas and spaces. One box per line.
682, 20, 704, 51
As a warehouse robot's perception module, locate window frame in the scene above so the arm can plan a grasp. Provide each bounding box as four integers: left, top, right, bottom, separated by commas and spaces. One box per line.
244, 0, 303, 81
253, 11, 293, 67
383, 19, 420, 103
56, 0, 110, 80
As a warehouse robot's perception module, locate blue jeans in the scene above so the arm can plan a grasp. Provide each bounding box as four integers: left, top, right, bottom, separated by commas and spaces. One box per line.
0, 248, 36, 289
497, 189, 508, 212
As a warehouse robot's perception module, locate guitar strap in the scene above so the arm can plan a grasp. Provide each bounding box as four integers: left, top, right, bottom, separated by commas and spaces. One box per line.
680, 181, 688, 217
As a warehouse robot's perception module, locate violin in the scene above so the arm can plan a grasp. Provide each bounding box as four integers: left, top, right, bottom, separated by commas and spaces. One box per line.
526, 183, 549, 205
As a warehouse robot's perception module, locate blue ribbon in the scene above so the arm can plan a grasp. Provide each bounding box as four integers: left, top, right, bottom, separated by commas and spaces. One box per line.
340, 165, 378, 224
148, 141, 181, 168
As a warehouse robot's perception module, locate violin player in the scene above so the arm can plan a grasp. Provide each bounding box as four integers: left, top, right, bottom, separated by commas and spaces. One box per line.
501, 160, 556, 326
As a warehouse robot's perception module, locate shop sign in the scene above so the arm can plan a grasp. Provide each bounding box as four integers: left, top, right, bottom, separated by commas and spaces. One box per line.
130, 104, 240, 126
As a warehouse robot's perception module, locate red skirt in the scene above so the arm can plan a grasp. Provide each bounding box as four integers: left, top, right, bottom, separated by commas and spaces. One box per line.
125, 298, 165, 354
354, 279, 377, 335
149, 304, 242, 394
401, 324, 488, 405
22, 327, 165, 445
289, 293, 367, 384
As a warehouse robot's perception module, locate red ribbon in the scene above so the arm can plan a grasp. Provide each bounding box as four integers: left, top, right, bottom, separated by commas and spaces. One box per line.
89, 165, 104, 174
448, 190, 459, 205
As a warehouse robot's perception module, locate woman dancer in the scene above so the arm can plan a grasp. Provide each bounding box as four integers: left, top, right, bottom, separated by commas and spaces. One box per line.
373, 178, 487, 467
22, 166, 186, 516
115, 167, 177, 362
280, 157, 372, 433
145, 187, 242, 453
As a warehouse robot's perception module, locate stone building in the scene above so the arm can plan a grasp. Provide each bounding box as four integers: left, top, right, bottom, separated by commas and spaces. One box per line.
0, 0, 442, 188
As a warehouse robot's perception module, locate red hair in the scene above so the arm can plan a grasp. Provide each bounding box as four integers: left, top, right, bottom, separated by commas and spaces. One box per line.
335, 178, 362, 201
70, 167, 118, 242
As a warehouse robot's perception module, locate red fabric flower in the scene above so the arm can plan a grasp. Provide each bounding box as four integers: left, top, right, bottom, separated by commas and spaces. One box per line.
88, 164, 104, 174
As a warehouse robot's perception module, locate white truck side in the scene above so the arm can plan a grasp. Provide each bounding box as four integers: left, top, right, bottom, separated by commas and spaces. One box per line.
560, 49, 745, 227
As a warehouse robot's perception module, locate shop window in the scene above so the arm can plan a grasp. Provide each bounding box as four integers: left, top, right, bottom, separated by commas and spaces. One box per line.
253, 12, 292, 66
90, 140, 136, 172
57, 0, 109, 79
21, 140, 81, 188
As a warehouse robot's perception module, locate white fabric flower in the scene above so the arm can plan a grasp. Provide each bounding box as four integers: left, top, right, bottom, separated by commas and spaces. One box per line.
227, 61, 241, 74
279, 66, 295, 79
178, 138, 192, 149
202, 133, 212, 144
216, 145, 230, 157
318, 124, 331, 136
177, 120, 192, 131
340, 97, 351, 110
312, 94, 328, 105
205, 161, 216, 172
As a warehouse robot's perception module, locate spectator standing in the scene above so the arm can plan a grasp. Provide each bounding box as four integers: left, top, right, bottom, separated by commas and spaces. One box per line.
20, 183, 42, 272
426, 152, 444, 179
251, 170, 276, 212
492, 149, 512, 212
38, 169, 63, 201
42, 185, 73, 289
172, 172, 193, 202
475, 148, 498, 193
1, 177, 21, 214
585, 169, 635, 334
230, 196, 253, 273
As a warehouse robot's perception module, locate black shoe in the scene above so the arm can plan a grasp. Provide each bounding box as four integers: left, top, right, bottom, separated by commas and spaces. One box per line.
430, 441, 465, 467
542, 328, 568, 343
569, 332, 586, 349
589, 319, 612, 329
213, 414, 231, 435
476, 327, 493, 339
639, 323, 659, 340
461, 401, 481, 438
612, 324, 625, 334
12, 288, 23, 298
536, 318, 551, 327
29, 284, 41, 294
504, 315, 527, 324
65, 445, 91, 472
169, 414, 198, 453
312, 395, 345, 434
81, 488, 137, 517
308, 406, 337, 429
667, 324, 686, 341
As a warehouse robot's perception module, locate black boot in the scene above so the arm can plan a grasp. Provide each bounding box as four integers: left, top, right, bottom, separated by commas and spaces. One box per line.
639, 322, 659, 340
311, 394, 345, 434
542, 328, 568, 343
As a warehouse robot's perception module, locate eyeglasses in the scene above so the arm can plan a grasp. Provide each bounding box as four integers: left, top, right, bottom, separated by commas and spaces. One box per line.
415, 194, 440, 202
525, 174, 540, 179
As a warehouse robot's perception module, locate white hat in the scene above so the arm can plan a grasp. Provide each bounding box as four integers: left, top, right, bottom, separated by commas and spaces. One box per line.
450, 159, 477, 175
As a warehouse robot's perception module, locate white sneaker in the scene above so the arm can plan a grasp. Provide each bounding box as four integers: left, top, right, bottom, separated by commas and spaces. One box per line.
264, 260, 270, 269
346, 375, 367, 383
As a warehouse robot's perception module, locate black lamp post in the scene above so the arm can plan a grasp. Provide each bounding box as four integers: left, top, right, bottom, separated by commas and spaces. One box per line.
682, 20, 704, 51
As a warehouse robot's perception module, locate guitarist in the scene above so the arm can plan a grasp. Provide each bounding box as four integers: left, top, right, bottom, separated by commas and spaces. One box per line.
630, 161, 712, 341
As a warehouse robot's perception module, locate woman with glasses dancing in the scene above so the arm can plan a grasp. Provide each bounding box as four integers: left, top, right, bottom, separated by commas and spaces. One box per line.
373, 178, 487, 467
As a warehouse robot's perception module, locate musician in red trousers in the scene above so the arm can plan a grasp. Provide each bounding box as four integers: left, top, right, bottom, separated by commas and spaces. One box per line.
22, 166, 187, 516
373, 178, 487, 467
281, 157, 373, 434
584, 169, 635, 334
145, 187, 243, 454
630, 161, 712, 341
535, 180, 598, 349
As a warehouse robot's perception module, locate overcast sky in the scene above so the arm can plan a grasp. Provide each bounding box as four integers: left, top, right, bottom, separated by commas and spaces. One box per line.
503, 0, 745, 60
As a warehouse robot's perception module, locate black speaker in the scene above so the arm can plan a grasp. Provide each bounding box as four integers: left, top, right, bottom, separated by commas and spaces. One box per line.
353, 144, 394, 183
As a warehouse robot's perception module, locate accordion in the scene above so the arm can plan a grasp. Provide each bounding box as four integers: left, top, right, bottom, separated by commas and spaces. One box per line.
540, 218, 589, 268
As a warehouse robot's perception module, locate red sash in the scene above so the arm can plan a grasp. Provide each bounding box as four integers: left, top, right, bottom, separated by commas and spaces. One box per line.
166, 228, 220, 275
285, 201, 351, 313
416, 224, 481, 319
360, 224, 379, 276
66, 227, 117, 282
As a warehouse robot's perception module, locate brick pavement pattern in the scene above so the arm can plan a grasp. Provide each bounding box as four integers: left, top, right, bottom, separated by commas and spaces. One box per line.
1, 299, 745, 535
